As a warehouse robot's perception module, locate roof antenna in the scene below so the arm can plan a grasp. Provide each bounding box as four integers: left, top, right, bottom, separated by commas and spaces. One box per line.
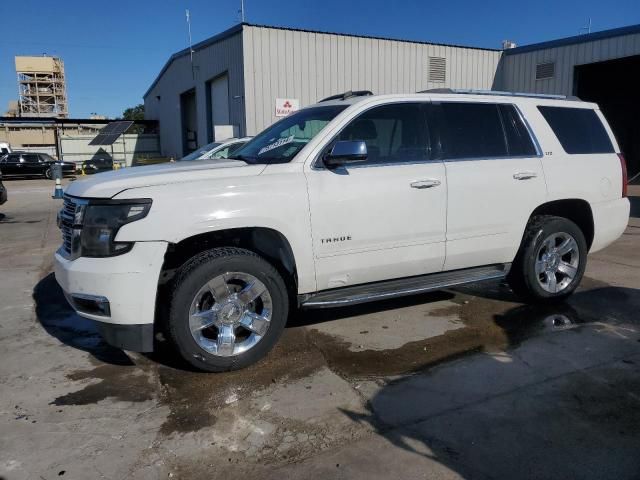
580, 17, 592, 35
186, 9, 195, 79
239, 0, 246, 22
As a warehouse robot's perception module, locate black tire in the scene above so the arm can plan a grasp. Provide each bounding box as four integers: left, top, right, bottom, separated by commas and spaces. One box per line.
508, 215, 587, 304
44, 168, 52, 180
167, 247, 289, 372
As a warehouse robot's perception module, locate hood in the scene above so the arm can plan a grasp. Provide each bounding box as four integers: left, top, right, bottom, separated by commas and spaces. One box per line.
65, 159, 265, 198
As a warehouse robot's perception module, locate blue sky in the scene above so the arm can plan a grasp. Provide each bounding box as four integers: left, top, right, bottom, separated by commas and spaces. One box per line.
1, 0, 638, 118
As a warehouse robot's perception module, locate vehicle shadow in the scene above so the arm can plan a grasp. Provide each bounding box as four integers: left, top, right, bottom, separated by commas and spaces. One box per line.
336, 285, 640, 479
1, 176, 50, 181
0, 214, 43, 224
33, 273, 133, 365
1, 175, 76, 181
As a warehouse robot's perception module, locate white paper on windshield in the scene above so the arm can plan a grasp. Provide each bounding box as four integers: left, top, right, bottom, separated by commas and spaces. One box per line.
258, 135, 295, 156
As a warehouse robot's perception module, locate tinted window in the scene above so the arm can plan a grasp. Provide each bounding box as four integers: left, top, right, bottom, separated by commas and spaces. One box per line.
499, 104, 538, 156
538, 106, 614, 154
40, 154, 55, 161
23, 154, 39, 163
210, 142, 246, 160
180, 141, 222, 161
338, 103, 430, 165
227, 141, 246, 156
5, 154, 20, 162
437, 103, 507, 159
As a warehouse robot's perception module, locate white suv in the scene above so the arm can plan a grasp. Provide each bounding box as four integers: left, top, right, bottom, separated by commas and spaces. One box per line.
55, 90, 630, 371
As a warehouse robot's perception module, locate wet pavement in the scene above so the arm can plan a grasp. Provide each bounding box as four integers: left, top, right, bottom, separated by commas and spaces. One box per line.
1, 179, 639, 479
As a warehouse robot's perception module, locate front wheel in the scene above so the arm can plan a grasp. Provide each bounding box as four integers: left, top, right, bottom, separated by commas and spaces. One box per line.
167, 247, 289, 372
508, 215, 587, 304
44, 168, 52, 179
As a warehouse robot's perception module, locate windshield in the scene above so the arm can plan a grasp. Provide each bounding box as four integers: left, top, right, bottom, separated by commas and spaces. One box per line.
179, 141, 222, 161
230, 105, 347, 164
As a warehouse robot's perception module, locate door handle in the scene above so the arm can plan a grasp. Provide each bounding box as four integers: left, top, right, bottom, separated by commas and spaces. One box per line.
513, 172, 537, 180
410, 179, 441, 189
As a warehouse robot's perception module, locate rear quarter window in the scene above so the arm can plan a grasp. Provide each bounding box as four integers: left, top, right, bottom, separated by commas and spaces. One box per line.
538, 106, 614, 154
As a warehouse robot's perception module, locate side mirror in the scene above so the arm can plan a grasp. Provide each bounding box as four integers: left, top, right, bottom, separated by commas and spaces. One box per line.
323, 140, 368, 169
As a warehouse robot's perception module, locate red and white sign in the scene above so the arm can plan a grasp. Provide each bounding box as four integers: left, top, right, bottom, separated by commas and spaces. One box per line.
275, 98, 300, 117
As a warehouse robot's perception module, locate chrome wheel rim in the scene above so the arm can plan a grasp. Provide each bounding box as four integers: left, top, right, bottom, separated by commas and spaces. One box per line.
188, 272, 272, 357
535, 232, 579, 293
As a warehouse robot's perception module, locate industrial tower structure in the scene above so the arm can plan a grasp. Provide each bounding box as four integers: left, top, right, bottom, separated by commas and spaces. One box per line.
15, 56, 68, 118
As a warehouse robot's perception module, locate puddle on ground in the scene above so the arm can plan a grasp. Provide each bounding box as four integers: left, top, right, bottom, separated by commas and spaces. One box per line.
306, 277, 637, 378
38, 268, 640, 434
51, 364, 155, 406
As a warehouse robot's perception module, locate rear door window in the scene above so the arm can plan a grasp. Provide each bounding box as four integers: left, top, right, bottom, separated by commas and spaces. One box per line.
537, 106, 614, 154
23, 154, 40, 163
437, 103, 508, 159
498, 104, 538, 156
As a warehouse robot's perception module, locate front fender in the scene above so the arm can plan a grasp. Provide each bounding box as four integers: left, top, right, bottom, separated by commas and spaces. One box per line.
112, 173, 317, 293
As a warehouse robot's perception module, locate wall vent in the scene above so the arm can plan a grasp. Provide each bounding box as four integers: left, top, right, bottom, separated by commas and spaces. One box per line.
428, 57, 446, 83
536, 62, 555, 80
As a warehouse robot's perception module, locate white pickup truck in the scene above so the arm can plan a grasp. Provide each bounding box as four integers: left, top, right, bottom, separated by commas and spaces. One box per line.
55, 90, 630, 371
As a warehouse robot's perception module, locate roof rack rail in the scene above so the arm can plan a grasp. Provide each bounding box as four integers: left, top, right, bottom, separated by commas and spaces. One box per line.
319, 90, 374, 102
417, 88, 581, 101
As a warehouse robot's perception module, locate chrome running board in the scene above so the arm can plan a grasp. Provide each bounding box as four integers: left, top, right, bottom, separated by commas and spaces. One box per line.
299, 264, 510, 309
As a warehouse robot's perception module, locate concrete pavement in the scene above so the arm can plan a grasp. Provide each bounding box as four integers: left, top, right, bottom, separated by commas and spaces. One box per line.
1, 179, 639, 479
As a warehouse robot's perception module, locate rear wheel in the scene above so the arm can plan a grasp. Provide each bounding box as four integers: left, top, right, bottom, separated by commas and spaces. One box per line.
508, 215, 587, 303
44, 168, 52, 179
167, 247, 289, 372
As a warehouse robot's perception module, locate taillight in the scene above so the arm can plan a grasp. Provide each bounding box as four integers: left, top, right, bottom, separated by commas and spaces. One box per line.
618, 153, 628, 198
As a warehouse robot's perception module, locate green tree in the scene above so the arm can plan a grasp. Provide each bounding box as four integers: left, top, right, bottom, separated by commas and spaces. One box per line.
122, 104, 145, 121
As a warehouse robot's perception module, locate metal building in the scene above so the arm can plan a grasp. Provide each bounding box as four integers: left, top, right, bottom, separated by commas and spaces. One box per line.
495, 24, 640, 175
15, 56, 68, 118
145, 22, 640, 174
144, 23, 501, 158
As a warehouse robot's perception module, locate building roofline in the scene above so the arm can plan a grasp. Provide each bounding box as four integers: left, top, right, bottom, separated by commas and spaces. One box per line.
143, 22, 501, 99
143, 23, 244, 99
0, 116, 158, 126
243, 23, 501, 52
503, 23, 640, 55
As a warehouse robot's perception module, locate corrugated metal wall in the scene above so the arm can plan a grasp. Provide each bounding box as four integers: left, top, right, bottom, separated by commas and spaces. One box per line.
496, 32, 640, 95
242, 26, 501, 135
144, 32, 245, 158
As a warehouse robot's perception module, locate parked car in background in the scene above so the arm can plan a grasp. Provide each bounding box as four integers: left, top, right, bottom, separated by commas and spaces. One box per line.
0, 142, 11, 156
82, 157, 113, 174
0, 171, 7, 205
54, 90, 629, 372
179, 137, 252, 161
0, 152, 76, 179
